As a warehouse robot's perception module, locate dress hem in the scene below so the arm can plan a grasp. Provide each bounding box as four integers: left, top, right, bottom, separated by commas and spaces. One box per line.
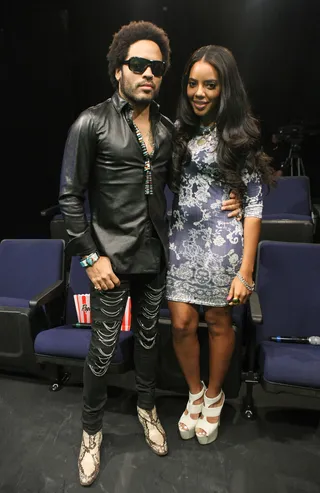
166, 296, 229, 308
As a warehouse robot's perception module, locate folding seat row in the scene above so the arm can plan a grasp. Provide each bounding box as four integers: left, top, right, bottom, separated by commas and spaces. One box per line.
1, 176, 319, 410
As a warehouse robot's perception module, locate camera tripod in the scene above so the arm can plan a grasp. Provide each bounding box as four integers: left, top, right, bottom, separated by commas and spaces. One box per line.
281, 142, 306, 176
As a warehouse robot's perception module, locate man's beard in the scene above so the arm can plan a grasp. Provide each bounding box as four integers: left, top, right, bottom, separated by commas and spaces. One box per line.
119, 77, 159, 107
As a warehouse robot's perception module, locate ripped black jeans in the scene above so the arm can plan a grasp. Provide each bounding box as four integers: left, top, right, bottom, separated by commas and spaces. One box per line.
82, 269, 166, 435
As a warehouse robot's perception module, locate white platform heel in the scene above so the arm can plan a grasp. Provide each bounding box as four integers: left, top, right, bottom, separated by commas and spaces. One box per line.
196, 390, 225, 445
178, 381, 206, 440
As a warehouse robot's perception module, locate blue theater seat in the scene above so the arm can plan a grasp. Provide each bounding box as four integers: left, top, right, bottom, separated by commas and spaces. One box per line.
0, 239, 65, 375
34, 257, 134, 390
260, 176, 315, 242
242, 241, 320, 419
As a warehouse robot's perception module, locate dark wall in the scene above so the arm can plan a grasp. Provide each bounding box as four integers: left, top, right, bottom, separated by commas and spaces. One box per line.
2, 0, 73, 238
1, 0, 320, 239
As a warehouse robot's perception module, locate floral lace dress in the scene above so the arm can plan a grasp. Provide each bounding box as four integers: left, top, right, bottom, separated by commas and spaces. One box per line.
166, 127, 263, 307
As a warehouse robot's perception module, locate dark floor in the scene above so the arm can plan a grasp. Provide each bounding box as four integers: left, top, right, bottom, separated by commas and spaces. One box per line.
0, 371, 320, 493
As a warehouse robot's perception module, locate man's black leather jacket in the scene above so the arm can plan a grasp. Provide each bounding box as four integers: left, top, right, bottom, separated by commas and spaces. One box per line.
59, 92, 173, 274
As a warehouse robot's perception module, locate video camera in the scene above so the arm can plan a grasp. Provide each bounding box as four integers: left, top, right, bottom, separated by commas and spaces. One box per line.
276, 124, 304, 146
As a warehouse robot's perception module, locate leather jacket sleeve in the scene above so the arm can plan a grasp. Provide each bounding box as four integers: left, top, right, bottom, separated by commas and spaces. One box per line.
59, 109, 97, 257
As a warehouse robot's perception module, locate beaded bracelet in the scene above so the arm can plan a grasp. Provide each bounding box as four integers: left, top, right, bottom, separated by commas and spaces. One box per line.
236, 272, 255, 292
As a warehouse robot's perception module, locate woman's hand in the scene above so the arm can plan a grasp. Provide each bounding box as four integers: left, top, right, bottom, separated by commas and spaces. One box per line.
227, 273, 253, 306
221, 191, 243, 221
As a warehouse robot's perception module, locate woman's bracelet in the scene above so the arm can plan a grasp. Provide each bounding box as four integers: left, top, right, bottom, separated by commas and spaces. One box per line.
236, 272, 255, 292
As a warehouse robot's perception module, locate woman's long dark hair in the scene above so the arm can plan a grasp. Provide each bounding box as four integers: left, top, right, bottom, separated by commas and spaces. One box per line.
170, 45, 273, 194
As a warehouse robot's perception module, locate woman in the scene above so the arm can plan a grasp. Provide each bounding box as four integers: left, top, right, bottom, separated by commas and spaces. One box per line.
166, 45, 273, 445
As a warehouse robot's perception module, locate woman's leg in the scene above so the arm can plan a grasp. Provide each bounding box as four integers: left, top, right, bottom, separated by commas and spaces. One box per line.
196, 306, 235, 436
169, 301, 204, 431
169, 301, 200, 392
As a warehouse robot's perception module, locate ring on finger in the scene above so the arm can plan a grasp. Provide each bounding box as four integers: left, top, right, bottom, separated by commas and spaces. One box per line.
232, 297, 240, 305
236, 211, 243, 220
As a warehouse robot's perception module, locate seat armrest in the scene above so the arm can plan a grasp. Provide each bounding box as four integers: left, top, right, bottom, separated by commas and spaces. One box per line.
311, 206, 319, 232
249, 291, 263, 324
40, 204, 61, 218
29, 280, 65, 308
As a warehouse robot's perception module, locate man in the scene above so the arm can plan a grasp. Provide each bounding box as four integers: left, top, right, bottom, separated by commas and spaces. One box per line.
59, 20, 241, 487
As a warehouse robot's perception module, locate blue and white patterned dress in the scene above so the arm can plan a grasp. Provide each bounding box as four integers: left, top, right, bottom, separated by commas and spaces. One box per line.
166, 128, 263, 307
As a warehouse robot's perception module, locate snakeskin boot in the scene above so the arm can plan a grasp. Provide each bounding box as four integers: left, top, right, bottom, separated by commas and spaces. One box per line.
78, 429, 103, 486
137, 406, 168, 456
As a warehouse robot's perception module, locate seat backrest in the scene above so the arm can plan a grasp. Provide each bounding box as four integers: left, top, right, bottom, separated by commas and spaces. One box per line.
52, 191, 90, 220
262, 176, 311, 216
165, 185, 174, 215
255, 241, 320, 343
65, 257, 90, 323
0, 239, 64, 299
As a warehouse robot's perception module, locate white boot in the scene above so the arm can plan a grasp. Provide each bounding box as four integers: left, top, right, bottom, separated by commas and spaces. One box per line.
196, 390, 225, 445
178, 381, 206, 440
78, 429, 103, 486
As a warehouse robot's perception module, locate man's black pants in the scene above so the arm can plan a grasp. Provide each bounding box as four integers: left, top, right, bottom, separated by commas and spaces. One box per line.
82, 269, 166, 435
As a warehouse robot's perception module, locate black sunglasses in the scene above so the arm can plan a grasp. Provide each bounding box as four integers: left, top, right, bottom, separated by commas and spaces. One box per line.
123, 57, 166, 77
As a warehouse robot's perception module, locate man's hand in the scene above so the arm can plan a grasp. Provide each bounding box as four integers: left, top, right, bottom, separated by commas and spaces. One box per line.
85, 256, 120, 291
221, 191, 242, 221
